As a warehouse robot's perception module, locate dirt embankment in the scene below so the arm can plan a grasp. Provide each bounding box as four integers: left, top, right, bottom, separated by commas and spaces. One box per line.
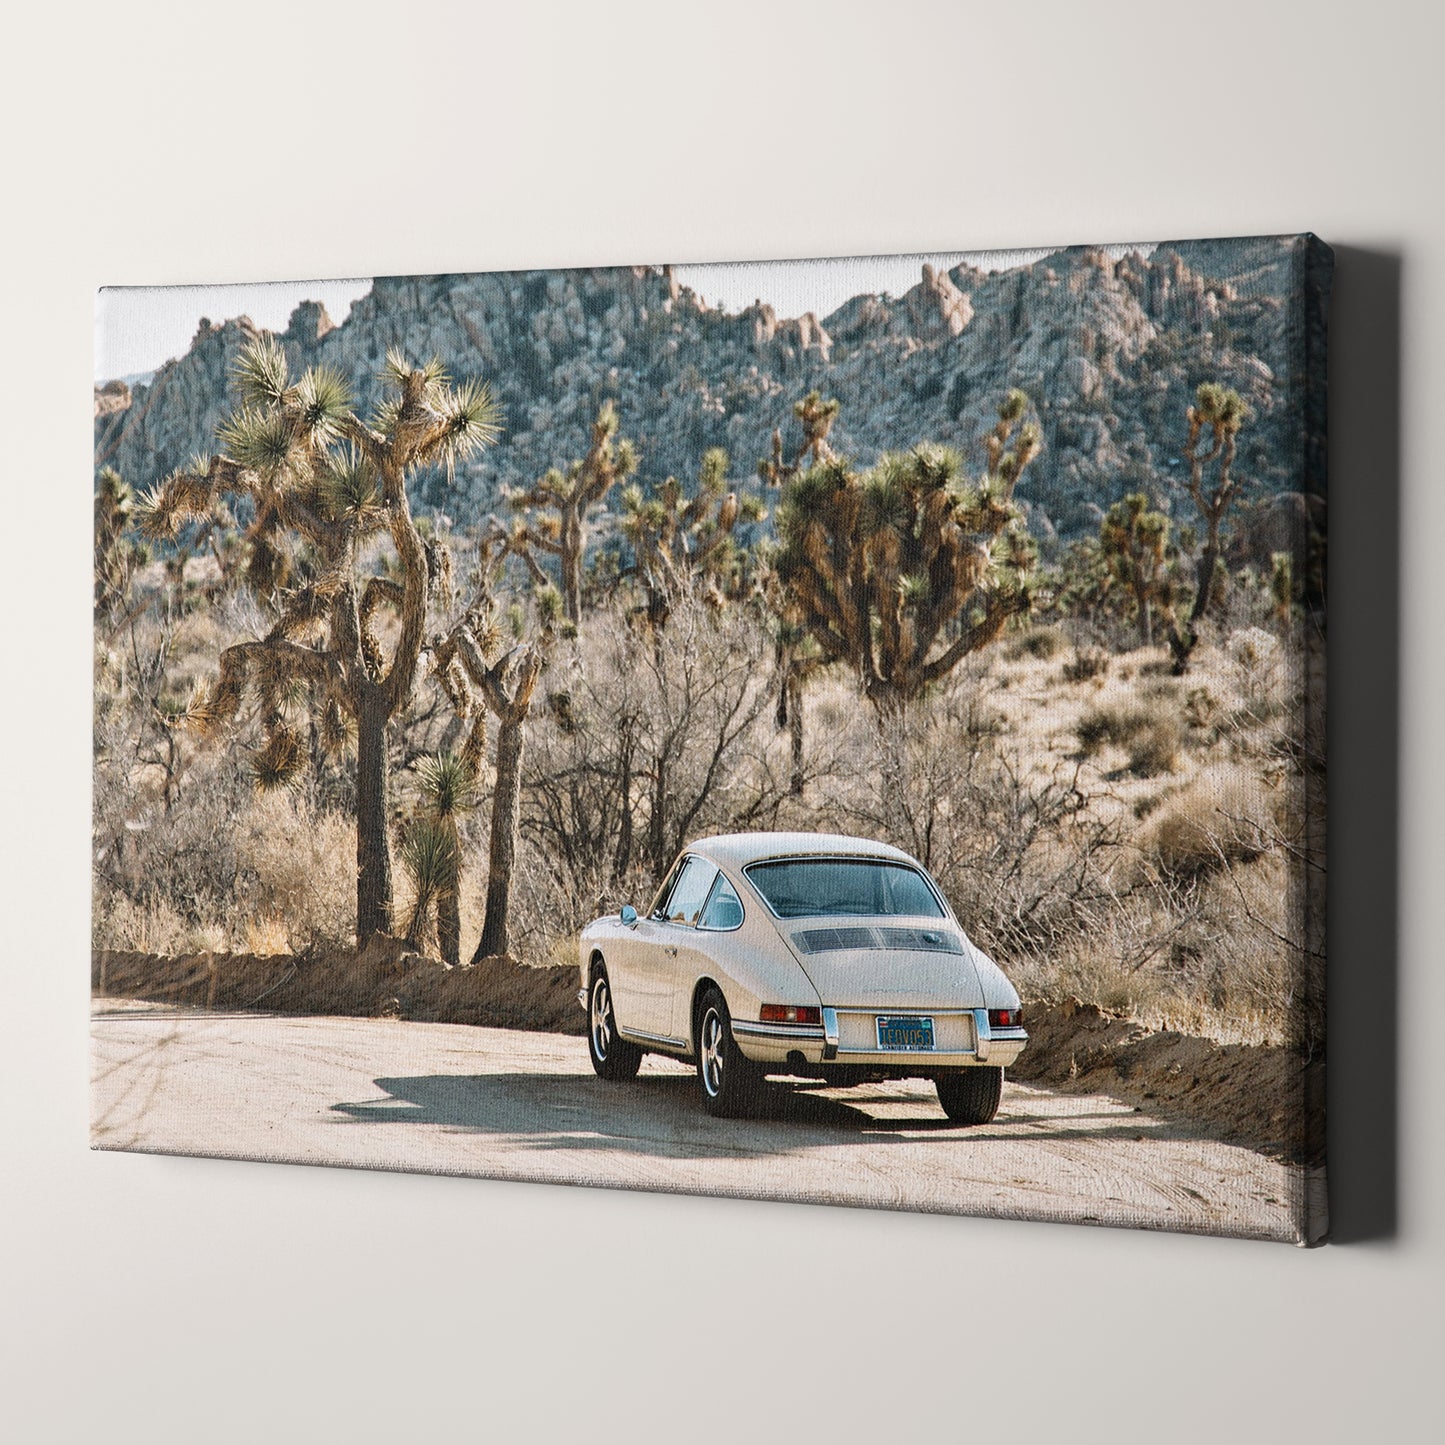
1012, 998, 1324, 1164
92, 949, 1321, 1161
92, 936, 585, 1036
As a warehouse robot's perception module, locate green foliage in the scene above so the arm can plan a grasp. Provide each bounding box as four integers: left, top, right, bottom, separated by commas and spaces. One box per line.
320, 446, 383, 528
415, 751, 480, 821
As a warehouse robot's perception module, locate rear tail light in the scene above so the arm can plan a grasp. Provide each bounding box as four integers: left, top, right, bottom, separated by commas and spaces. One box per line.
988, 1008, 1021, 1028
760, 1004, 822, 1025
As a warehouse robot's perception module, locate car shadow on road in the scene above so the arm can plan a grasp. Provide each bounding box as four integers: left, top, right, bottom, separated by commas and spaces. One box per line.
330, 1072, 1189, 1161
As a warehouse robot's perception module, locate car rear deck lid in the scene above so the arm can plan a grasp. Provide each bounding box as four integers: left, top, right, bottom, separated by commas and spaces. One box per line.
793, 925, 964, 955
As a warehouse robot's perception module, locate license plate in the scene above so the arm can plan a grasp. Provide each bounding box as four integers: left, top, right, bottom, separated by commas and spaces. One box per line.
876, 1015, 935, 1051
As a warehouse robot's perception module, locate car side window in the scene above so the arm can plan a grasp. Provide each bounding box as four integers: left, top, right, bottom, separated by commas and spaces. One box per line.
699, 874, 744, 931
660, 856, 719, 927
649, 856, 688, 920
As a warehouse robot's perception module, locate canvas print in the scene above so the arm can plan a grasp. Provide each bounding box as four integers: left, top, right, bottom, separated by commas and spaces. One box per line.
92, 236, 1329, 1242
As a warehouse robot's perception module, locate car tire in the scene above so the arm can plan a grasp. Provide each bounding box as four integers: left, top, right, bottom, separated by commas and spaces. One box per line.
587, 967, 643, 1081
695, 986, 761, 1118
935, 1067, 1004, 1125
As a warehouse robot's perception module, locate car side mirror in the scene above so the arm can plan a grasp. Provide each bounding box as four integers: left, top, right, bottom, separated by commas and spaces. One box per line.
620, 904, 639, 927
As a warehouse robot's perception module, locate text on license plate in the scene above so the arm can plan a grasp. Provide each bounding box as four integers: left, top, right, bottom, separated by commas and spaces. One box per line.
876, 1015, 935, 1051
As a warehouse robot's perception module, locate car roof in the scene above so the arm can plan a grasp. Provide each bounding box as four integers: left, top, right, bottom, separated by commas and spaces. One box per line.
686, 832, 919, 870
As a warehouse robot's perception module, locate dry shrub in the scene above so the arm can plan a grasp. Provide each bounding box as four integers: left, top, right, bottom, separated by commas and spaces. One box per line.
1062, 648, 1108, 683
1183, 684, 1220, 729
1140, 765, 1273, 884
1226, 625, 1288, 721
1008, 625, 1067, 661
234, 796, 355, 949
1077, 698, 1181, 775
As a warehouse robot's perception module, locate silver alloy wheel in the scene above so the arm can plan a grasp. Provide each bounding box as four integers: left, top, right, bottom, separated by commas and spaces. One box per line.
700, 1007, 725, 1097
591, 976, 614, 1061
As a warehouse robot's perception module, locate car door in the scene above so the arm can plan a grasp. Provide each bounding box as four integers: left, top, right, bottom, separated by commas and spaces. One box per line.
604, 855, 680, 1039
644, 855, 719, 1045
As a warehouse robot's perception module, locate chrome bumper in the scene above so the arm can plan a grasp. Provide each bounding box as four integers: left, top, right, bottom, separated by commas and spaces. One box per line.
735, 1006, 1027, 1069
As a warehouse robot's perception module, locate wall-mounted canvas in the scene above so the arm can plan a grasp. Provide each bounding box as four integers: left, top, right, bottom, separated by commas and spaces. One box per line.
92, 235, 1329, 1243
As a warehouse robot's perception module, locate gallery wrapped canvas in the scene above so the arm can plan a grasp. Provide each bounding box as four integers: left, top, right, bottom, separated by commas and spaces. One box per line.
92, 236, 1329, 1242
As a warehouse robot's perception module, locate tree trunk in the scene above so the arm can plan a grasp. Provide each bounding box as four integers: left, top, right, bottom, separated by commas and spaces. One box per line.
473, 715, 525, 962
787, 672, 805, 796
437, 884, 460, 967
613, 721, 634, 879
561, 511, 584, 625
1190, 536, 1221, 630
355, 688, 393, 941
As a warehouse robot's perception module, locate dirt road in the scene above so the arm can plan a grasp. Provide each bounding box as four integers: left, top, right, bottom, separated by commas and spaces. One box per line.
91, 1002, 1318, 1241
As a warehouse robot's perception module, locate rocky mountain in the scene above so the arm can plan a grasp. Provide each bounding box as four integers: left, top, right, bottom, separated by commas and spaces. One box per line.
94, 236, 1328, 545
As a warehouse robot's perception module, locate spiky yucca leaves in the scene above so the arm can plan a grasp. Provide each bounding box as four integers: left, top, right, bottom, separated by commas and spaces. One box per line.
399, 815, 459, 956
412, 749, 482, 964
319, 446, 385, 532
773, 392, 1041, 711
145, 336, 503, 941
620, 447, 768, 629
507, 402, 637, 625
1167, 382, 1255, 674
1100, 492, 1176, 647
249, 725, 307, 793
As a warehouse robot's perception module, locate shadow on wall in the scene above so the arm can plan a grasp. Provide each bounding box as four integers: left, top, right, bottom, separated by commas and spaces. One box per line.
1327, 246, 1401, 1244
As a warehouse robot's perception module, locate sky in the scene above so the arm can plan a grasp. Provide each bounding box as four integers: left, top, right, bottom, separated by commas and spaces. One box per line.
94, 244, 1130, 382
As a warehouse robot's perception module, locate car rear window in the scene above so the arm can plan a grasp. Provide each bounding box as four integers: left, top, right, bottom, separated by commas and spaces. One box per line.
744, 858, 945, 920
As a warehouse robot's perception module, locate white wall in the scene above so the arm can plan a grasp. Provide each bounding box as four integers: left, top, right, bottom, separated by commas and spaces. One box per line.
2, 2, 1438, 1439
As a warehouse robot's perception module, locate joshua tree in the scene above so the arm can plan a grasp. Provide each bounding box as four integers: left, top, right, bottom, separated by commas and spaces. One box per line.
618, 446, 767, 630
773, 389, 1041, 712
1099, 492, 1174, 647
429, 552, 561, 960
138, 338, 500, 940
94, 467, 145, 618
508, 401, 637, 624
1167, 382, 1252, 673
771, 620, 825, 796
758, 389, 841, 488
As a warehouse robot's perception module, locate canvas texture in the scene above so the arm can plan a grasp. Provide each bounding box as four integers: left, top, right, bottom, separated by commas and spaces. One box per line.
91, 236, 1329, 1243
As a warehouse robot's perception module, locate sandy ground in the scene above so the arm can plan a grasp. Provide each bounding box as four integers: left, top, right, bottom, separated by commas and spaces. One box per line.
91, 1001, 1320, 1242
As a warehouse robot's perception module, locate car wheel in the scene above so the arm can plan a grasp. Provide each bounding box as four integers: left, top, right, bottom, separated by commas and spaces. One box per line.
588, 967, 642, 1081
695, 987, 761, 1118
935, 1067, 1003, 1125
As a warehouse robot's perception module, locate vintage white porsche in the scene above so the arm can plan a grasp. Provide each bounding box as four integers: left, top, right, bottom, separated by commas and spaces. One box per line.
577, 832, 1028, 1122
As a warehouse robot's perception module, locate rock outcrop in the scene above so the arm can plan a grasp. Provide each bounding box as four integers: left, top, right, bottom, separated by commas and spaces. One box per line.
95, 236, 1326, 542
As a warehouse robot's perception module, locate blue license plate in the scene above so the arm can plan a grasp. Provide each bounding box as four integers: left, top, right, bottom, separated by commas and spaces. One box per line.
876, 1015, 935, 1051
